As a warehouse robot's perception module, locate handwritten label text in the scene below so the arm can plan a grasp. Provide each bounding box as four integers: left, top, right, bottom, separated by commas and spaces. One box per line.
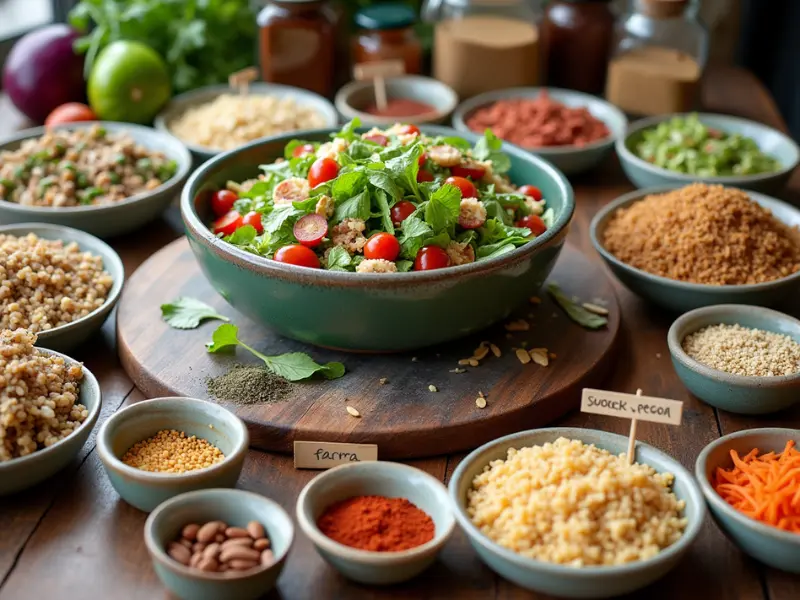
580, 389, 683, 425
294, 441, 378, 470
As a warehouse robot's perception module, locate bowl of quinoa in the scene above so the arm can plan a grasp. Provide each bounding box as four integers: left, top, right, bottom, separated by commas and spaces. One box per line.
0, 328, 102, 495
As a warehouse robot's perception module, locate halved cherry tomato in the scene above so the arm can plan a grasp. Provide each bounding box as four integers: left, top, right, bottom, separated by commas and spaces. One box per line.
397, 124, 420, 136
417, 169, 434, 183
516, 214, 547, 236
293, 214, 328, 248
44, 102, 97, 128
364, 133, 389, 147
364, 232, 400, 261
211, 189, 238, 217
518, 185, 543, 201
242, 211, 263, 234
213, 210, 243, 236
308, 157, 339, 188
391, 200, 416, 226
414, 245, 450, 271
274, 244, 321, 268
292, 143, 316, 158
450, 162, 486, 180
418, 152, 427, 167
444, 176, 477, 199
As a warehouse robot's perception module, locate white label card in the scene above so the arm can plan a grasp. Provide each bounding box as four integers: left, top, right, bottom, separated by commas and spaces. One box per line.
581, 389, 683, 425
293, 441, 378, 470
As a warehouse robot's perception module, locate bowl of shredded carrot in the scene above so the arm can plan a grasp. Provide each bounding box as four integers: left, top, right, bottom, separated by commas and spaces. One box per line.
695, 428, 800, 574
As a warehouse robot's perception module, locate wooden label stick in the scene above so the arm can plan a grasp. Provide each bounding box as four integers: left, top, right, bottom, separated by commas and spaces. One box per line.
627, 389, 642, 465
229, 67, 258, 95
353, 60, 406, 112
294, 441, 378, 470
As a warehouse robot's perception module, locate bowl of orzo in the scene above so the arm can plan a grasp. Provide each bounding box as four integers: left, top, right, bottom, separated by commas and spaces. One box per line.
448, 428, 705, 599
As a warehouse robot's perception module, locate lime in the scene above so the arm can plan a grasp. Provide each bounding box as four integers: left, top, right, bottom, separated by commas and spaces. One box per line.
88, 41, 171, 124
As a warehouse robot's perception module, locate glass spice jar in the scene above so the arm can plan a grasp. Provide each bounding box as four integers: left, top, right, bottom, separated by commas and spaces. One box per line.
353, 3, 423, 76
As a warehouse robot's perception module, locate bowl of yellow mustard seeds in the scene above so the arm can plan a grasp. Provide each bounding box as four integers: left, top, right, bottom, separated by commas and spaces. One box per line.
97, 397, 249, 512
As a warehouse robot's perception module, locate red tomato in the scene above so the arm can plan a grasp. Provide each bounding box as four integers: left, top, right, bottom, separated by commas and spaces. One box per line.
518, 185, 543, 201
418, 152, 427, 167
516, 214, 547, 236
44, 103, 97, 128
210, 189, 238, 217
364, 133, 389, 147
242, 211, 263, 234
444, 176, 477, 199
293, 214, 328, 248
274, 244, 321, 268
450, 161, 486, 180
213, 211, 243, 236
364, 232, 400, 261
414, 245, 450, 271
308, 157, 339, 188
391, 200, 416, 226
417, 169, 434, 183
292, 143, 316, 158
397, 124, 421, 136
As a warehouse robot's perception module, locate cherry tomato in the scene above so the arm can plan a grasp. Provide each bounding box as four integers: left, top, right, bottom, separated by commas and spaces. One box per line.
308, 157, 339, 188
414, 245, 450, 271
274, 244, 321, 268
444, 176, 477, 199
417, 169, 434, 183
213, 211, 243, 236
292, 143, 316, 158
397, 124, 420, 136
516, 214, 547, 236
418, 152, 427, 167
450, 162, 486, 180
242, 211, 263, 234
364, 232, 400, 261
391, 200, 417, 226
364, 133, 389, 147
44, 103, 97, 128
293, 214, 328, 248
211, 189, 238, 217
518, 185, 543, 201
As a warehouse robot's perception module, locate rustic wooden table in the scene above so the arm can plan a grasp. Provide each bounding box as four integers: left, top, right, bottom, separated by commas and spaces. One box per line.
0, 68, 798, 600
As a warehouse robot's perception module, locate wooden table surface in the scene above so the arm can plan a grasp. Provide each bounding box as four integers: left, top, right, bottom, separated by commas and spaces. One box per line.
0, 68, 798, 600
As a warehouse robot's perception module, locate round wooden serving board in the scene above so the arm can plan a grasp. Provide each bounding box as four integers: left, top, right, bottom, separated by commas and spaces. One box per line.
117, 238, 620, 459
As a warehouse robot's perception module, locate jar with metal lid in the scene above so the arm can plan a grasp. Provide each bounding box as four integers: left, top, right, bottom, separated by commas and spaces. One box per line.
353, 3, 423, 75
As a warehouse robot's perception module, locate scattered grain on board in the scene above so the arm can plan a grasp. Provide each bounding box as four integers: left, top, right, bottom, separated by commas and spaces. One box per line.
207, 365, 294, 406
450, 368, 466, 374
428, 385, 438, 393
346, 406, 361, 418
505, 320, 530, 332
476, 397, 487, 409
530, 348, 549, 366
121, 429, 225, 474
515, 349, 531, 365
490, 343, 502, 357
582, 302, 609, 315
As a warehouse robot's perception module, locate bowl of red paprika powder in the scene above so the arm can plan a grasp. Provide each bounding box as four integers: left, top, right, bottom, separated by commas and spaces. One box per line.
296, 461, 455, 585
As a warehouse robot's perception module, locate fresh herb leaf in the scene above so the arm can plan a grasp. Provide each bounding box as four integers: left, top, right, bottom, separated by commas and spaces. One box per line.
337, 118, 361, 142
547, 284, 608, 330
396, 260, 414, 272
473, 130, 511, 174
224, 225, 258, 246
373, 189, 394, 234
161, 297, 229, 330
333, 188, 371, 224
424, 183, 461, 232
325, 246, 352, 270
331, 171, 367, 202
398, 215, 434, 258
385, 143, 423, 201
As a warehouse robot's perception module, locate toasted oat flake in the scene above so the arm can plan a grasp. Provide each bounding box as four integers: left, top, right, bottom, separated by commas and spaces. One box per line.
582, 302, 610, 316
489, 343, 502, 357
516, 349, 532, 364
346, 406, 361, 418
428, 385, 438, 392
531, 349, 549, 367
476, 397, 487, 409
505, 320, 530, 332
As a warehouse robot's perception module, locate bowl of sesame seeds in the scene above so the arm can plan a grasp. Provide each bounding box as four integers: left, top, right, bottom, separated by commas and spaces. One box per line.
668, 304, 800, 415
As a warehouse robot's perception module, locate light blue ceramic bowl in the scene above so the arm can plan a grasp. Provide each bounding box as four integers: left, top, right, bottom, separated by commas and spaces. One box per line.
668, 305, 800, 415
296, 461, 455, 585
696, 428, 800, 574
617, 113, 799, 195
590, 186, 800, 313
452, 87, 628, 176
144, 488, 294, 600
97, 397, 249, 512
0, 349, 101, 495
449, 428, 706, 599
0, 223, 124, 352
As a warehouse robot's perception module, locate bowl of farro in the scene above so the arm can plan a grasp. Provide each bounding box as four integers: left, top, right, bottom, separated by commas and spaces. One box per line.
0, 121, 191, 238
0, 223, 124, 352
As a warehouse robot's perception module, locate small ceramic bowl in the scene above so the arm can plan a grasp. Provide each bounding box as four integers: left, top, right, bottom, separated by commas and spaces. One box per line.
452, 87, 628, 176
144, 488, 294, 600
296, 461, 455, 585
0, 223, 124, 352
335, 75, 459, 127
696, 428, 800, 574
0, 349, 101, 495
449, 428, 706, 599
0, 121, 192, 238
97, 397, 249, 512
617, 113, 800, 195
155, 83, 339, 164
590, 186, 800, 313
668, 305, 800, 415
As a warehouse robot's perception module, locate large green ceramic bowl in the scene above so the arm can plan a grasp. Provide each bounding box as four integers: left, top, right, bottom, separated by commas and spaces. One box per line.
181, 126, 574, 352
696, 428, 800, 574
590, 186, 800, 313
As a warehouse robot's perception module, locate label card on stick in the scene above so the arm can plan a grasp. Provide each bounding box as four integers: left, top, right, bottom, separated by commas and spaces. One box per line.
353, 60, 405, 112
294, 441, 378, 470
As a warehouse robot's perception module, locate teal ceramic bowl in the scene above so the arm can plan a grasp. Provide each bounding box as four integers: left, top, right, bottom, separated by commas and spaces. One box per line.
590, 186, 800, 313
452, 87, 628, 176
0, 223, 124, 352
296, 461, 455, 585
668, 305, 800, 415
696, 428, 800, 573
97, 397, 249, 512
181, 125, 574, 352
145, 488, 294, 600
617, 113, 799, 195
0, 121, 192, 238
449, 428, 706, 599
0, 349, 101, 495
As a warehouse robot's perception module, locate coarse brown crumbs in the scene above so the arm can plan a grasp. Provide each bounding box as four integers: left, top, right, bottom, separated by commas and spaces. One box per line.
602, 184, 800, 285
121, 429, 225, 473
207, 365, 293, 406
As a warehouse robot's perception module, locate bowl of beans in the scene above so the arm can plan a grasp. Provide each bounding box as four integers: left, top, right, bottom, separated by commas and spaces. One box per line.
668, 305, 800, 415
449, 428, 705, 599
96, 397, 249, 512
452, 88, 627, 176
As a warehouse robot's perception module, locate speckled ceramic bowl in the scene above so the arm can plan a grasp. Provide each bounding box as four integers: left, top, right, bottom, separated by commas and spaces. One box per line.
0, 121, 192, 238
696, 428, 800, 573
296, 461, 455, 585
97, 397, 249, 512
449, 428, 706, 599
181, 125, 574, 352
617, 113, 799, 195
0, 223, 124, 352
0, 349, 101, 495
145, 488, 294, 600
590, 186, 800, 313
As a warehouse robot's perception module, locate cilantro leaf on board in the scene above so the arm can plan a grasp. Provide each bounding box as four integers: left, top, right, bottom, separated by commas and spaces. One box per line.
161, 297, 229, 330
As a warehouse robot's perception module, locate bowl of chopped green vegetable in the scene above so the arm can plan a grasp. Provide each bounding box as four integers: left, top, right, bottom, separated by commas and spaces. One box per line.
181, 121, 574, 352
617, 113, 799, 195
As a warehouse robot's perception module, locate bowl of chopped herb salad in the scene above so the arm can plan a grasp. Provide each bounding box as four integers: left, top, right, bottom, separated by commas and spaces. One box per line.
181, 120, 574, 352
0, 121, 192, 238
617, 113, 799, 195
